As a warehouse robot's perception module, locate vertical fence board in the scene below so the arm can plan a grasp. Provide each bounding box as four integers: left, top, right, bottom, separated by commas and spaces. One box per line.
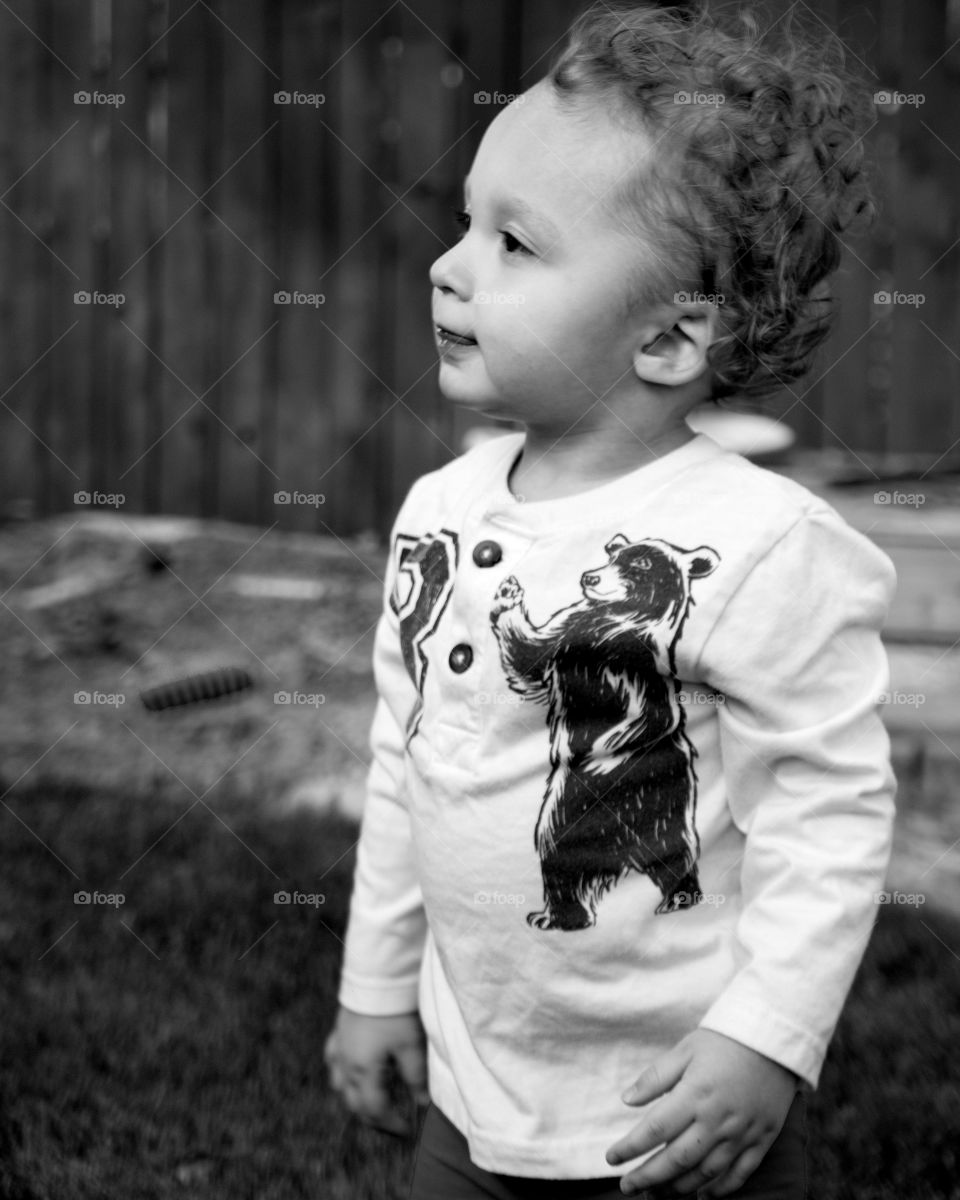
212, 2, 275, 527
271, 0, 338, 534
325, 0, 390, 536
157, 0, 211, 517
141, 0, 171, 512
0, 1, 41, 520
888, 0, 960, 455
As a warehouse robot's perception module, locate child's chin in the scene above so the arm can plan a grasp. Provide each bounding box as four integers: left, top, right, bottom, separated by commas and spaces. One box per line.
438, 376, 495, 409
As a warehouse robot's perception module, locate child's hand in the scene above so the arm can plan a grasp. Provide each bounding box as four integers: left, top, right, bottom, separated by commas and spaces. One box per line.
324, 1006, 430, 1137
606, 1029, 798, 1197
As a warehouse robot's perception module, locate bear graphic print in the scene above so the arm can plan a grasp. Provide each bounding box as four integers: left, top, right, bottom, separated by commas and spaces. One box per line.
490, 533, 720, 931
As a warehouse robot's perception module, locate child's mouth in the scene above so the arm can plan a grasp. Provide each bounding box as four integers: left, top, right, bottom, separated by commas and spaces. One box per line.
436, 325, 478, 350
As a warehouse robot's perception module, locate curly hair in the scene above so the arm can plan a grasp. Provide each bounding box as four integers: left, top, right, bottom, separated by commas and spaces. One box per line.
548, 0, 877, 404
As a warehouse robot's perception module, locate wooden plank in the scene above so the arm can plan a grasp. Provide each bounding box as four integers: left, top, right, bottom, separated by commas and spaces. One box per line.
258, 0, 284, 529
210, 0, 278, 528
326, 0, 396, 536
0, 0, 45, 520
268, 0, 335, 535
141, 0, 171, 513
888, 0, 960, 455
158, 0, 212, 517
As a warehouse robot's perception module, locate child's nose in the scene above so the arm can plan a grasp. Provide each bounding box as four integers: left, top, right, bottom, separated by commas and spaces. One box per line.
429, 244, 473, 300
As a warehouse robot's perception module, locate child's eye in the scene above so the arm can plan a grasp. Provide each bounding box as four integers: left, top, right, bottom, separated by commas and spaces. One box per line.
450, 209, 533, 256
452, 208, 471, 239
502, 231, 533, 256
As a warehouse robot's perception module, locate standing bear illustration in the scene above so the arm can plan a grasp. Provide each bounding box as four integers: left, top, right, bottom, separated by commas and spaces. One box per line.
490, 534, 720, 931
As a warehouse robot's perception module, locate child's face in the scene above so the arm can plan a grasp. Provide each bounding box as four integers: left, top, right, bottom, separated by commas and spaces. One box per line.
430, 81, 669, 429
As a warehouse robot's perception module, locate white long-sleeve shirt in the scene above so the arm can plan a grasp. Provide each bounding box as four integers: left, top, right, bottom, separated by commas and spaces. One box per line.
337, 430, 897, 1178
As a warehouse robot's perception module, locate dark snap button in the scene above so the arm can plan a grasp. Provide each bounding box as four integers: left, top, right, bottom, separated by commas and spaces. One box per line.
472, 539, 503, 568
448, 644, 473, 673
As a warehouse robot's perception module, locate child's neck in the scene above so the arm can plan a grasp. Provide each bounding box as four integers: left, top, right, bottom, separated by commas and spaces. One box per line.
508, 422, 695, 503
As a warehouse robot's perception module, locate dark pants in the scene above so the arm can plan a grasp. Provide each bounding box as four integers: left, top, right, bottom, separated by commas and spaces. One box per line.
410, 1092, 807, 1200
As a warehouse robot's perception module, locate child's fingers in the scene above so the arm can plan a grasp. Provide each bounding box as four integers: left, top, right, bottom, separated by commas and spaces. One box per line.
698, 1142, 767, 1197
394, 1042, 430, 1106
656, 1136, 738, 1197
605, 1098, 693, 1167
617, 1121, 717, 1195
351, 1065, 410, 1136
620, 1046, 688, 1106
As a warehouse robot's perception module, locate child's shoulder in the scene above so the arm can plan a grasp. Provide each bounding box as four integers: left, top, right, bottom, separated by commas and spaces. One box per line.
395, 431, 522, 516
695, 440, 833, 523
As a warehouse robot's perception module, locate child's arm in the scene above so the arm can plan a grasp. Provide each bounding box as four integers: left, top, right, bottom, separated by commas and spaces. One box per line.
606, 509, 897, 1195
325, 508, 430, 1134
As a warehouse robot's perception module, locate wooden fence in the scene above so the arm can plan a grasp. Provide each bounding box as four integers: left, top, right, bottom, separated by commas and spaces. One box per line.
1, 0, 958, 536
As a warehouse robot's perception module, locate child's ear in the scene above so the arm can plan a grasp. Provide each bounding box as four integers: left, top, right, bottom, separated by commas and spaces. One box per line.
632, 305, 718, 388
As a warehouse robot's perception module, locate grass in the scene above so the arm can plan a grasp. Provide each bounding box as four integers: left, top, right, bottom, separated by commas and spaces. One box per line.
1, 777, 958, 1200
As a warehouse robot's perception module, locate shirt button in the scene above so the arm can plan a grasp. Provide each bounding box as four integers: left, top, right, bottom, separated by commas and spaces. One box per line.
448, 644, 473, 673
472, 539, 503, 568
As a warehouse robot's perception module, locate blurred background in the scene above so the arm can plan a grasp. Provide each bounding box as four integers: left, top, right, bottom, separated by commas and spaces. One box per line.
1, 3, 958, 1199
0, 0, 958, 535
